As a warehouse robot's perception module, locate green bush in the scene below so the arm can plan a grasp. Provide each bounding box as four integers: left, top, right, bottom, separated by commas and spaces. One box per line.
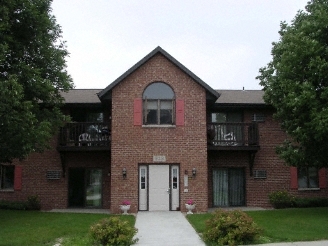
294, 197, 328, 208
268, 190, 295, 209
0, 195, 41, 210
203, 210, 261, 246
26, 195, 41, 210
90, 217, 138, 246
0, 200, 27, 210
269, 190, 328, 209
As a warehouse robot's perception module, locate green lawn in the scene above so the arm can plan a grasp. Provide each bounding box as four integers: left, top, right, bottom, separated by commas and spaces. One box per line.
0, 209, 135, 246
187, 207, 328, 244
2, 208, 328, 245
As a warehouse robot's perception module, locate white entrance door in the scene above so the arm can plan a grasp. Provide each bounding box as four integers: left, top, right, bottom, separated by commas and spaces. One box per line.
139, 165, 180, 211
149, 165, 170, 211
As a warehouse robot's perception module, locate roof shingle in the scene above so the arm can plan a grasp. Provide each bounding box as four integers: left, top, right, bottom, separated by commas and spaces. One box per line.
60, 89, 265, 105
60, 89, 102, 104
215, 90, 265, 104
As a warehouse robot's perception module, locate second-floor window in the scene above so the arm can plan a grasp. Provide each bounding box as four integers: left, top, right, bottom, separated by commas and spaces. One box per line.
211, 112, 242, 123
143, 82, 175, 125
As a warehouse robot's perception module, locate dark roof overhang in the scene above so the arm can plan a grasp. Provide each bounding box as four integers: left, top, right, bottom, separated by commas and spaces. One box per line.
210, 103, 271, 109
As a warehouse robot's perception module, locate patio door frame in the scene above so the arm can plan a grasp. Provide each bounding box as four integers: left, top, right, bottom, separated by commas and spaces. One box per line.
68, 167, 103, 208
212, 167, 245, 207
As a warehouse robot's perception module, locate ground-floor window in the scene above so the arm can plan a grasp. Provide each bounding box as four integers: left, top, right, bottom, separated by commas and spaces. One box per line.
298, 167, 318, 188
213, 168, 245, 207
0, 165, 14, 190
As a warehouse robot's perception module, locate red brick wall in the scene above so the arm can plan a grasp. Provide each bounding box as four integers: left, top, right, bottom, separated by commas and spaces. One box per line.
1, 138, 66, 210
0, 137, 111, 210
208, 108, 328, 208
110, 54, 208, 213
246, 109, 290, 207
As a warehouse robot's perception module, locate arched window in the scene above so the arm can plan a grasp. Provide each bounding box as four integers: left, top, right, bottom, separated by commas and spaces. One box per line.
143, 82, 175, 125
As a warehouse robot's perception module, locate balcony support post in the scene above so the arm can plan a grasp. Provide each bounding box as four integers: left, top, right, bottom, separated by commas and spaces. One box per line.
248, 151, 257, 176
60, 153, 66, 177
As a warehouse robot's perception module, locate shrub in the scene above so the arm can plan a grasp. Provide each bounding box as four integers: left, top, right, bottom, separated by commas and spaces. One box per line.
269, 191, 328, 209
203, 209, 261, 246
26, 195, 41, 210
90, 217, 138, 246
0, 200, 27, 210
0, 195, 41, 210
268, 190, 295, 209
294, 197, 328, 208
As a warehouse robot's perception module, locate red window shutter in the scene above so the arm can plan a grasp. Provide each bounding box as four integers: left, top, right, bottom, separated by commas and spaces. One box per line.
176, 99, 184, 126
319, 168, 327, 189
134, 99, 142, 126
14, 165, 22, 191
290, 167, 298, 189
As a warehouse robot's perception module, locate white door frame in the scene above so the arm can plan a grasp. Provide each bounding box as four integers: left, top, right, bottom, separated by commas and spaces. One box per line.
138, 164, 180, 211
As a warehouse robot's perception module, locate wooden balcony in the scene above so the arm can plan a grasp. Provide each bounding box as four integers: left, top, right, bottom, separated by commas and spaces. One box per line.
57, 122, 110, 152
207, 122, 260, 151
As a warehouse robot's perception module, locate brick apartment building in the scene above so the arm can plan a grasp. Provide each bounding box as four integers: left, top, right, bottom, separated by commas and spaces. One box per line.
1, 47, 327, 213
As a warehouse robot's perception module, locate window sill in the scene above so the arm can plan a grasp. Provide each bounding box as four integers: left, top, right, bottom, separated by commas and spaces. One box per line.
298, 188, 320, 191
0, 189, 14, 192
142, 125, 176, 128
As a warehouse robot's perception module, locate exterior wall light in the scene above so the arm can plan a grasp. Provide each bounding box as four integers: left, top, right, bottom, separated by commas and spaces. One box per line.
192, 168, 196, 177
122, 168, 127, 179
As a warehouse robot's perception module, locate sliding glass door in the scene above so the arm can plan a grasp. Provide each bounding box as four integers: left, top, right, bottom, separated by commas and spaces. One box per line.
69, 168, 102, 207
213, 168, 245, 207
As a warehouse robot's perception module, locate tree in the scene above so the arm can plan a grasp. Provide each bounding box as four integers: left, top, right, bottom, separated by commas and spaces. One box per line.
0, 0, 73, 163
257, 0, 328, 168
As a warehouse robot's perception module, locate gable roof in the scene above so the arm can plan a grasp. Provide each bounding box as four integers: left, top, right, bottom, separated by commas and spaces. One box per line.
98, 46, 220, 99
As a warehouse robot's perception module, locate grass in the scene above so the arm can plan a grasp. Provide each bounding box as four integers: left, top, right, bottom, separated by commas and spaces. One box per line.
187, 207, 328, 244
2, 208, 328, 245
247, 208, 328, 242
0, 209, 136, 246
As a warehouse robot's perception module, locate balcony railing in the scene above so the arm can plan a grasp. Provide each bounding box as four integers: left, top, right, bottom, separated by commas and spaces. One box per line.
207, 122, 259, 148
58, 122, 110, 149
58, 122, 258, 150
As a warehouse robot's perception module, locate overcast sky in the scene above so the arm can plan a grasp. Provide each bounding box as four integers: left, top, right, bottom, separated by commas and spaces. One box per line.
51, 0, 309, 90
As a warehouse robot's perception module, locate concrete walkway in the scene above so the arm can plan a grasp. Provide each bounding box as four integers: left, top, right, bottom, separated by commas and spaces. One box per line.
134, 211, 205, 246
